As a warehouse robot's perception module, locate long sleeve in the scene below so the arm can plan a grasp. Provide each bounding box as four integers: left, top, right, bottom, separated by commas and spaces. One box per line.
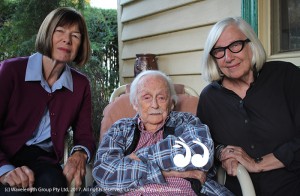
0, 59, 15, 174
135, 117, 214, 172
0, 56, 96, 166
92, 119, 166, 195
0, 58, 21, 167
273, 62, 300, 170
70, 77, 96, 162
92, 112, 214, 195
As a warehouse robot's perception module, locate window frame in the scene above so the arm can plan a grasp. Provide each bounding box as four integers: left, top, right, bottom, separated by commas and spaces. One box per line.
243, 0, 300, 65
256, 0, 300, 64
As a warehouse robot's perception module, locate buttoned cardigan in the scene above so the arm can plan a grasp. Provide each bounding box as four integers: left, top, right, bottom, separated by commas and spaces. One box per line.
0, 56, 96, 167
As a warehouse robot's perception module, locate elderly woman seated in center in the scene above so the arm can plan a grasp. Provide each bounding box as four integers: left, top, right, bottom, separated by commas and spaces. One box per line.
92, 70, 232, 196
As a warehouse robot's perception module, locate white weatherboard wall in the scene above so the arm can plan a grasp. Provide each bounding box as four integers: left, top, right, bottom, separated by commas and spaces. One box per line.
117, 0, 241, 94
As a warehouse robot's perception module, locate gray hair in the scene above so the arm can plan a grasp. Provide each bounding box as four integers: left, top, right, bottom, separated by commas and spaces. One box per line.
202, 17, 266, 82
129, 70, 178, 106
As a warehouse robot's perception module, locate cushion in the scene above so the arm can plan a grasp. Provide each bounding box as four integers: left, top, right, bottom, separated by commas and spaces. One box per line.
100, 93, 199, 141
100, 94, 135, 140
174, 94, 199, 115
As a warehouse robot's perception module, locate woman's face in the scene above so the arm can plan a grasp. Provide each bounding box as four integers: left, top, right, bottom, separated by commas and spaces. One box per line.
51, 23, 81, 63
213, 25, 253, 80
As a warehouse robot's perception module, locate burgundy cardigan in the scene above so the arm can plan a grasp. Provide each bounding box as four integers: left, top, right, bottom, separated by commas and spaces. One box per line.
0, 56, 96, 167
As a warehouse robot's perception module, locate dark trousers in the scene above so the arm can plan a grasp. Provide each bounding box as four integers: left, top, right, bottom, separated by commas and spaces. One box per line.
0, 145, 67, 196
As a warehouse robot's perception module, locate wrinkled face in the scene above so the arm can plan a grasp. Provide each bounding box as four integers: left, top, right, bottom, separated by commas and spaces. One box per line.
51, 24, 81, 63
214, 25, 253, 80
133, 75, 173, 132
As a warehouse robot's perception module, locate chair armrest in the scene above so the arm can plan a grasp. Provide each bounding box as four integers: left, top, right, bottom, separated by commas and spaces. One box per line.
217, 164, 226, 185
183, 86, 198, 97
85, 163, 94, 187
109, 84, 126, 102
64, 131, 93, 196
217, 164, 256, 196
237, 164, 256, 196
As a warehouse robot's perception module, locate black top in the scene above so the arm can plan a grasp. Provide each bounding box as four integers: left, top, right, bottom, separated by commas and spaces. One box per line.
197, 61, 300, 196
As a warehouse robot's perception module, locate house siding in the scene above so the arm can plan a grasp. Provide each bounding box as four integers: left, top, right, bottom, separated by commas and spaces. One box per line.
117, 0, 241, 94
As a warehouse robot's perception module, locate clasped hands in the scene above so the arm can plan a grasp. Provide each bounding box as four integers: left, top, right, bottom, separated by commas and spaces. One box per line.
0, 151, 87, 190
129, 153, 207, 185
0, 166, 34, 190
219, 145, 260, 176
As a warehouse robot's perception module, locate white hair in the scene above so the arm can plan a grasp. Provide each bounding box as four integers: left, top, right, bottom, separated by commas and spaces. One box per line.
129, 70, 178, 107
202, 17, 266, 82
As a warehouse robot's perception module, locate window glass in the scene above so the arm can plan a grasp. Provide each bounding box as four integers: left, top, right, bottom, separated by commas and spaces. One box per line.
272, 0, 300, 53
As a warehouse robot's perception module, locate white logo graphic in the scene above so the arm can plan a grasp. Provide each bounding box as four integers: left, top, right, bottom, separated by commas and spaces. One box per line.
172, 137, 209, 167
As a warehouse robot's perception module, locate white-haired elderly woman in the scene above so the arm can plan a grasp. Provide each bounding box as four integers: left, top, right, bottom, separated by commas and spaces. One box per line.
93, 70, 233, 196
197, 17, 300, 196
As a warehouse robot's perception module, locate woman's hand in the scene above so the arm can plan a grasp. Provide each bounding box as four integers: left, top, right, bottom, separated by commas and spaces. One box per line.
219, 145, 285, 173
220, 145, 258, 173
221, 157, 239, 176
0, 166, 34, 189
63, 151, 87, 190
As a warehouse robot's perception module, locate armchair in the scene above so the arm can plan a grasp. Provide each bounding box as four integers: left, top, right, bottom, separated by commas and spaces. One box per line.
99, 83, 256, 195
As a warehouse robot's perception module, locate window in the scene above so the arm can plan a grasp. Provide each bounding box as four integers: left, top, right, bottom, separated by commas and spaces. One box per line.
271, 0, 300, 54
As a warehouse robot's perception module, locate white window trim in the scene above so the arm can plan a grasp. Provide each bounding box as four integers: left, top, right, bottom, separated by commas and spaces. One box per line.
258, 0, 300, 64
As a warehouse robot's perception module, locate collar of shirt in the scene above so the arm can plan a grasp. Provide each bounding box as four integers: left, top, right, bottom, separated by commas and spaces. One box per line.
215, 66, 260, 89
137, 115, 170, 134
25, 52, 73, 92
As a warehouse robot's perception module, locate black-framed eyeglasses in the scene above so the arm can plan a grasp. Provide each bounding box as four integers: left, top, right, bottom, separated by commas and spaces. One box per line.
210, 39, 251, 59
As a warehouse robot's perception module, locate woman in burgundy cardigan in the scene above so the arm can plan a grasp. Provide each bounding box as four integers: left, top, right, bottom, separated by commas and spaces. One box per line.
0, 7, 95, 195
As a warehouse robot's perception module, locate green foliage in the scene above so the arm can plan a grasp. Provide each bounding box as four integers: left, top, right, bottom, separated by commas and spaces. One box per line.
0, 1, 119, 142
0, 0, 60, 58
80, 7, 119, 140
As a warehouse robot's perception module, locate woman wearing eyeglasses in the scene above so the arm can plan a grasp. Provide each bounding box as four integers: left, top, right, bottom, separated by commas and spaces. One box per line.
197, 17, 300, 196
